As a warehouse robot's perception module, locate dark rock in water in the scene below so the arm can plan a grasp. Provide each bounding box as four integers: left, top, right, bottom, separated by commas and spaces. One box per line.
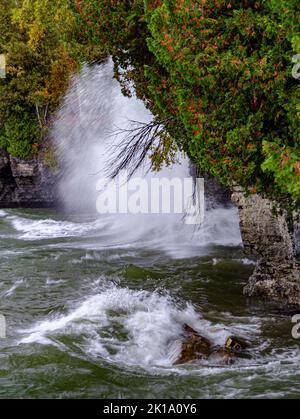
174, 324, 211, 365
174, 325, 250, 366
209, 347, 235, 366
183, 324, 199, 335
209, 337, 250, 365
0, 149, 58, 208
225, 336, 248, 352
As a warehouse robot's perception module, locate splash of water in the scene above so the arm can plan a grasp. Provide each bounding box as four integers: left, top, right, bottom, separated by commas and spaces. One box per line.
18, 282, 259, 369
53, 61, 166, 212
52, 61, 242, 252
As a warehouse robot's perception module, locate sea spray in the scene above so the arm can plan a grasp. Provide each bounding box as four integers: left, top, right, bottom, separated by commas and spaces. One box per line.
18, 283, 259, 368
51, 61, 242, 253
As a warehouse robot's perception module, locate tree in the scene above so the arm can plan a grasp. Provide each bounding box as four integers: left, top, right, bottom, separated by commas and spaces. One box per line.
73, 0, 299, 205
0, 0, 105, 158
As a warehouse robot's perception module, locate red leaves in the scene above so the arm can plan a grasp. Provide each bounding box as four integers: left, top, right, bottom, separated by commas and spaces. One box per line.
147, 0, 163, 9
161, 33, 174, 53
294, 162, 300, 174
224, 159, 232, 165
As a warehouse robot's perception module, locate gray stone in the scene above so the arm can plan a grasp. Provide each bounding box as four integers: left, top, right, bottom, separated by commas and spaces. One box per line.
0, 149, 58, 208
232, 189, 300, 305
189, 163, 232, 210
10, 157, 39, 178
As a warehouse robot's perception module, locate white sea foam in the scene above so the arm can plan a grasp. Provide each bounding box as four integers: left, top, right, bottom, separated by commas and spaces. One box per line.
0, 210, 7, 217
1, 279, 24, 297
212, 257, 257, 266
18, 284, 260, 370
8, 215, 107, 240
236, 258, 257, 266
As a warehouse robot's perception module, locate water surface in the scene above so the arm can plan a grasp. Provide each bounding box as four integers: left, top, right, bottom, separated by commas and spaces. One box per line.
0, 208, 299, 399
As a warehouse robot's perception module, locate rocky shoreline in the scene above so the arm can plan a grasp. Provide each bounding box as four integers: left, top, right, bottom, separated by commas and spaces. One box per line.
0, 149, 57, 208
232, 189, 300, 306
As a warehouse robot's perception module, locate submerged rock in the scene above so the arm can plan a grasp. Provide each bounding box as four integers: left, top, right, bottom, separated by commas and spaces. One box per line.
174, 325, 250, 366
174, 324, 211, 365
209, 336, 250, 365
208, 347, 235, 365
225, 336, 248, 352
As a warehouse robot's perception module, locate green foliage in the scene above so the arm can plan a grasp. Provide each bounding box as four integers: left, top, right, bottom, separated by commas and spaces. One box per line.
262, 141, 300, 201
0, 114, 38, 158
71, 0, 152, 98
144, 0, 299, 200
0, 0, 105, 160
73, 0, 299, 205
266, 0, 300, 52
1, 1, 299, 205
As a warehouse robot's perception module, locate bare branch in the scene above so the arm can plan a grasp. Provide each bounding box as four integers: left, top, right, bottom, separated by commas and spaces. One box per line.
106, 118, 175, 180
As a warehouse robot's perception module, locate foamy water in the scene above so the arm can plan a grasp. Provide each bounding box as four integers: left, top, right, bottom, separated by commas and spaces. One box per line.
8, 214, 107, 240
1, 207, 299, 398
0, 63, 298, 399
18, 282, 260, 370
3, 207, 242, 259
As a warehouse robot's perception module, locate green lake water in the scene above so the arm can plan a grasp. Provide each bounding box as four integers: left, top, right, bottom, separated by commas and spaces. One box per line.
0, 208, 299, 399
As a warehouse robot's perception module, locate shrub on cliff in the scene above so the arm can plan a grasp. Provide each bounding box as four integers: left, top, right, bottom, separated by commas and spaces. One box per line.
73, 0, 299, 204
0, 114, 38, 157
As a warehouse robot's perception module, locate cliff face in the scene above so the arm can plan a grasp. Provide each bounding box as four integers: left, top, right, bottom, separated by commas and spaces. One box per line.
0, 149, 57, 208
232, 189, 300, 306
189, 164, 232, 210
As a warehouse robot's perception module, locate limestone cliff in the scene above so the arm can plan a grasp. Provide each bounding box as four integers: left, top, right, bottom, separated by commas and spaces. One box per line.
232, 189, 300, 306
0, 149, 57, 208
